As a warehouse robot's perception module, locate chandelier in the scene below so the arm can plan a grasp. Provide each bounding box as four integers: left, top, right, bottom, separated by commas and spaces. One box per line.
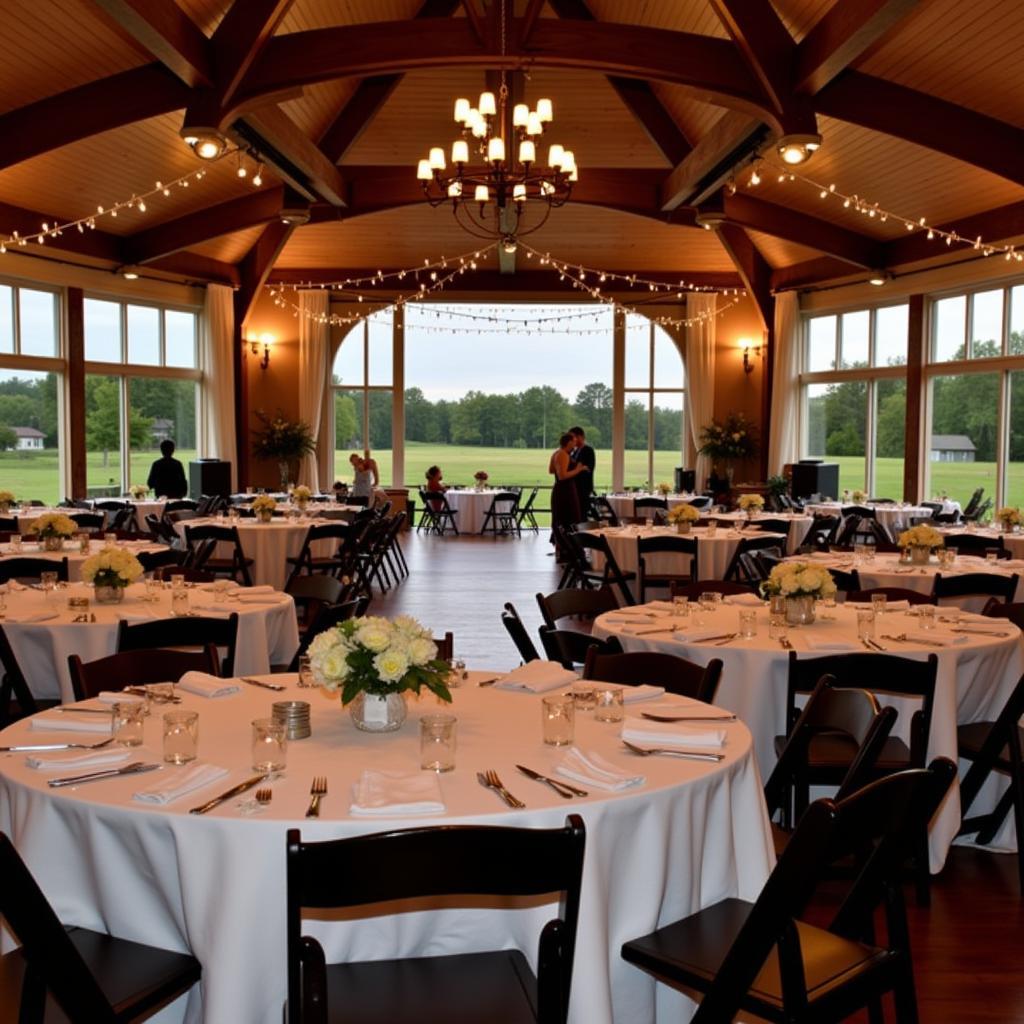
415, 2, 576, 251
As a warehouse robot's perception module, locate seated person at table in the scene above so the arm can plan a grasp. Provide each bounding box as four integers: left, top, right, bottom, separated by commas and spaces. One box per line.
147, 439, 188, 499
425, 466, 446, 493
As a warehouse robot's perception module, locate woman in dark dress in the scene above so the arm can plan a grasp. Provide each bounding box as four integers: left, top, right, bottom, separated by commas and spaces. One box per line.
549, 432, 585, 559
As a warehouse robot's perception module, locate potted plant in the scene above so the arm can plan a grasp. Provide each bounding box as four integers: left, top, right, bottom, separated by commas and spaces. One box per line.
252, 410, 317, 491
473, 470, 489, 492
760, 561, 836, 626
308, 615, 453, 732
252, 494, 277, 523
698, 414, 758, 486
81, 547, 144, 604
765, 474, 788, 511
30, 512, 76, 551
737, 493, 765, 518
897, 524, 944, 565
666, 503, 700, 534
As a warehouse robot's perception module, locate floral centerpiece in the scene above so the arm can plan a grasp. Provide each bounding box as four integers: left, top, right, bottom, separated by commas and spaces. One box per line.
666, 503, 700, 533
308, 615, 452, 732
851, 489, 867, 504
129, 484, 147, 500
291, 484, 312, 511
29, 512, 76, 551
81, 547, 143, 604
698, 414, 758, 483
996, 506, 1022, 532
473, 470, 489, 491
737, 493, 764, 517
0, 490, 15, 513
761, 561, 836, 626
252, 494, 277, 523
897, 524, 944, 565
655, 481, 672, 496
252, 409, 317, 491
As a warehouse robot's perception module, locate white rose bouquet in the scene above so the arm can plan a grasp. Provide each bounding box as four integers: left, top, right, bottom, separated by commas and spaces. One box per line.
851, 489, 867, 504
252, 494, 277, 513
29, 513, 76, 539
898, 524, 944, 549
308, 614, 452, 706
667, 503, 700, 524
655, 481, 672, 496
761, 561, 837, 599
737, 494, 764, 513
292, 485, 312, 502
81, 547, 144, 589
129, 484, 147, 500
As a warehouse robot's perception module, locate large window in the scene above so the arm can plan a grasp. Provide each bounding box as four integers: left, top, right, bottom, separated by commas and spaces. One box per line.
84, 298, 199, 496
801, 303, 908, 497
0, 282, 63, 503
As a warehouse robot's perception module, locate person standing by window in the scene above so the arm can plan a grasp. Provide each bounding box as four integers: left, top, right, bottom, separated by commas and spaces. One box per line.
147, 440, 188, 499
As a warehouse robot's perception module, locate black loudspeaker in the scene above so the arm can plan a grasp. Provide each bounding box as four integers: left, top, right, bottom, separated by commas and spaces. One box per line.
674, 468, 696, 493
189, 459, 231, 499
789, 461, 839, 500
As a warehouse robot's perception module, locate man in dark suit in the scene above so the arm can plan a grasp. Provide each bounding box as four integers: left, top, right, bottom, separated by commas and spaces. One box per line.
568, 426, 595, 514
147, 439, 188, 499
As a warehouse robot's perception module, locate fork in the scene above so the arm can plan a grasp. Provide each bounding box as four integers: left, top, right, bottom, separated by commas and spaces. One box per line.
255, 787, 272, 806
478, 769, 525, 808
305, 776, 327, 817
622, 739, 725, 762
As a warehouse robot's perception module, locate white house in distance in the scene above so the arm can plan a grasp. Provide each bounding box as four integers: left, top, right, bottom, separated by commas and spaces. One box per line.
930, 434, 977, 463
12, 426, 45, 451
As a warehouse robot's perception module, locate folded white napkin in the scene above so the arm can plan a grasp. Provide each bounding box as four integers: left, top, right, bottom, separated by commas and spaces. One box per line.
234, 592, 286, 605
590, 682, 666, 703
96, 691, 144, 705
133, 763, 229, 804
646, 600, 679, 613
556, 747, 644, 791
30, 715, 113, 733
184, 605, 234, 619
604, 613, 657, 624
240, 585, 275, 594
723, 593, 763, 607
621, 716, 727, 748
647, 625, 727, 643
494, 661, 576, 693
176, 671, 241, 698
803, 638, 861, 651
6, 610, 59, 624
845, 600, 911, 612
899, 631, 967, 646
116, 610, 154, 623
27, 748, 131, 770
944, 618, 1011, 632
640, 699, 732, 720
1001, 560, 1024, 570
350, 770, 445, 815
197, 581, 241, 592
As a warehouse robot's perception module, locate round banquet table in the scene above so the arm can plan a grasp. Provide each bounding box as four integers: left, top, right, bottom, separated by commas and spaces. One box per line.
707, 511, 813, 554
593, 600, 1024, 872
442, 488, 514, 533
793, 550, 1024, 610
603, 493, 701, 520
804, 501, 940, 533
3, 579, 299, 702
940, 525, 1024, 559
86, 497, 168, 525
594, 523, 789, 583
0, 538, 165, 582
0, 676, 773, 1024
172, 516, 339, 591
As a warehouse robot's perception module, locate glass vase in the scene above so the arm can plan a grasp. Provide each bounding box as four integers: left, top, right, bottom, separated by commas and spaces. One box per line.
42, 535, 64, 552
94, 584, 125, 605
349, 692, 407, 733
910, 545, 931, 565
785, 594, 816, 626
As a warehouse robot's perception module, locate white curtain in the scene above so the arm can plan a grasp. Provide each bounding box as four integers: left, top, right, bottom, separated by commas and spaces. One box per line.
684, 293, 717, 490
298, 291, 331, 489
200, 284, 237, 491
768, 291, 801, 475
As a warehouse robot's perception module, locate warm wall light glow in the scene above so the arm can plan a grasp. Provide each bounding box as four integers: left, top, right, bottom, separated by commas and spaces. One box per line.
739, 338, 761, 375
250, 333, 273, 370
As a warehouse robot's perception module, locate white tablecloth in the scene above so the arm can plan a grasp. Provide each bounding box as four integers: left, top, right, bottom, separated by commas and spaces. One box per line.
603, 493, 700, 520
0, 676, 773, 1024
443, 489, 514, 534
594, 601, 1023, 871
0, 539, 165, 582
941, 526, 1024, 559
708, 512, 813, 554
87, 498, 168, 526
595, 524, 788, 583
805, 502, 939, 533
4, 580, 299, 702
172, 517, 338, 591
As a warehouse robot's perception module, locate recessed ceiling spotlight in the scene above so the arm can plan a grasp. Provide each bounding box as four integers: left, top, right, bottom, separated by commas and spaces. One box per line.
776, 133, 822, 165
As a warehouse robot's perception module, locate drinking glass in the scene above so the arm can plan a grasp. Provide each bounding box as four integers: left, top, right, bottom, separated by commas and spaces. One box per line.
144, 578, 162, 604
594, 686, 625, 723
570, 683, 597, 711
986, 551, 1000, 565
40, 571, 57, 601
871, 593, 887, 617
671, 595, 689, 617
738, 609, 757, 638
706, 520, 717, 537
251, 718, 287, 772
171, 588, 189, 617
163, 710, 199, 764
856, 609, 876, 640
112, 701, 146, 746
78, 532, 91, 554
297, 654, 316, 688
9, 535, 21, 553
918, 605, 937, 631
541, 694, 575, 746
420, 713, 457, 772
104, 532, 117, 547
768, 615, 788, 641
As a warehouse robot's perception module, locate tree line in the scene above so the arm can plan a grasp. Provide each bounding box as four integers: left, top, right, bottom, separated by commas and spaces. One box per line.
334, 382, 684, 450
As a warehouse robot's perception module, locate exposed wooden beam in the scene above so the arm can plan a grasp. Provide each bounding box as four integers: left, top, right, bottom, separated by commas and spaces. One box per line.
520, 0, 546, 45
723, 192, 882, 269
124, 187, 287, 265
91, 0, 213, 88
815, 71, 1024, 190
461, 0, 486, 44
770, 255, 866, 291
716, 223, 773, 331
0, 65, 190, 173
796, 0, 922, 95
211, 0, 296, 107
236, 222, 295, 329
318, 76, 403, 164
0, 201, 122, 263
147, 252, 241, 287
660, 110, 761, 210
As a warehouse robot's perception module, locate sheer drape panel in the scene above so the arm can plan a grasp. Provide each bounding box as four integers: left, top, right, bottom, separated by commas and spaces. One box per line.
768, 291, 801, 474
684, 294, 717, 490
298, 291, 330, 490
200, 284, 238, 491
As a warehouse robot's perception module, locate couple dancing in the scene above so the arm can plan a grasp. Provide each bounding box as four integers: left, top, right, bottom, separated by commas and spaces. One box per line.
549, 426, 594, 558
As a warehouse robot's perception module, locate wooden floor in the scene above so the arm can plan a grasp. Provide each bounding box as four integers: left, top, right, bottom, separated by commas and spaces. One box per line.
376, 529, 1024, 1023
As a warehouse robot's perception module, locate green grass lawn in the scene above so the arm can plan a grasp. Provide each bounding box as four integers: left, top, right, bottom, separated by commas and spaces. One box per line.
828, 456, 1003, 510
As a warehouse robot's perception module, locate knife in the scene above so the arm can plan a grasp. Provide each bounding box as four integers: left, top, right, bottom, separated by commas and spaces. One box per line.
125, 686, 181, 703
189, 772, 268, 814
56, 706, 115, 714
241, 677, 287, 692
48, 762, 160, 788
1, 742, 109, 752
515, 764, 588, 797
640, 711, 736, 722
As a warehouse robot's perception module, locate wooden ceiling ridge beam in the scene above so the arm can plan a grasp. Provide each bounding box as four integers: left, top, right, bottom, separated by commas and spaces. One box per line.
147, 252, 240, 287
90, 0, 213, 88
716, 223, 773, 332
0, 199, 123, 263
795, 0, 923, 95
123, 186, 288, 265
814, 71, 1024, 190
210, 0, 296, 108
235, 221, 294, 328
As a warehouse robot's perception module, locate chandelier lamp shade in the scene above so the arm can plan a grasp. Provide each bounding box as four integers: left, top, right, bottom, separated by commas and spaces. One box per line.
417, 89, 577, 244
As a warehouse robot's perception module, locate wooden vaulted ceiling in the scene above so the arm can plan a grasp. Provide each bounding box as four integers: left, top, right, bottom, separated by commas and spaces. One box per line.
2, 0, 1024, 315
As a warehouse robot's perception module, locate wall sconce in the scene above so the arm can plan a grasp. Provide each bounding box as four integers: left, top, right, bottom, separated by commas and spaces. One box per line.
250, 333, 272, 370
740, 338, 762, 375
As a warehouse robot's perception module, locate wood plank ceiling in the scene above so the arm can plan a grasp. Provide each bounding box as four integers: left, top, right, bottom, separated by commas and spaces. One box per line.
0, 0, 1021, 300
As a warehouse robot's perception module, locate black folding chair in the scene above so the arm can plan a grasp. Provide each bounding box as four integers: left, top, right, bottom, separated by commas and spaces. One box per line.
568, 531, 637, 606
944, 533, 1007, 558
582, 648, 722, 703
184, 524, 254, 586
538, 626, 622, 669
0, 624, 36, 726
501, 601, 540, 663
480, 491, 521, 536
516, 486, 541, 532
0, 557, 68, 584
723, 536, 784, 585
116, 613, 240, 678
587, 495, 620, 526
284, 523, 351, 586
69, 646, 220, 702
68, 512, 105, 532
635, 534, 698, 600
633, 496, 667, 521
535, 587, 619, 630
933, 571, 1018, 605
417, 489, 459, 535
